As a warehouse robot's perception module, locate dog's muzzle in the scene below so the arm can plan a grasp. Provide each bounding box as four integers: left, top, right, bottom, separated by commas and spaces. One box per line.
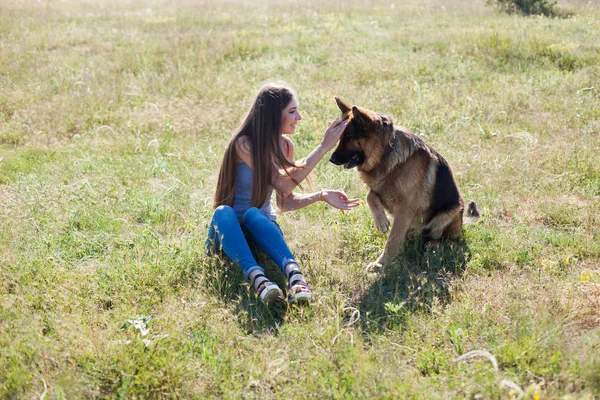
329, 153, 343, 166
329, 153, 363, 169
343, 153, 363, 169
329, 153, 365, 169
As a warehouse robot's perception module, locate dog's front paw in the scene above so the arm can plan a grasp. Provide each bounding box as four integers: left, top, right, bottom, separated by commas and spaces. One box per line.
374, 216, 390, 233
366, 254, 387, 270
366, 260, 383, 270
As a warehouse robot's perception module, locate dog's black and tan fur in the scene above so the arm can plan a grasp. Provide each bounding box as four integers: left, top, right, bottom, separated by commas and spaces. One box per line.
330, 98, 478, 268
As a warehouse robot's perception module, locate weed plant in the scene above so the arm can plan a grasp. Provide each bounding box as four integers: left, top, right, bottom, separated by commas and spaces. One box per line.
487, 0, 561, 17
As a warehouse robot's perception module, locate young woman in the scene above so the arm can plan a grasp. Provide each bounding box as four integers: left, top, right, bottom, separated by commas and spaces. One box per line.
206, 82, 359, 305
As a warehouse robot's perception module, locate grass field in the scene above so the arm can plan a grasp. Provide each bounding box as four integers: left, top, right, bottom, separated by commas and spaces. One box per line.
1, 0, 599, 398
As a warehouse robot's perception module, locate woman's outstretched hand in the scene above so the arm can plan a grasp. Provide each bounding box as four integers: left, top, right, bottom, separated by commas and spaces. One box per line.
321, 118, 349, 152
321, 190, 360, 211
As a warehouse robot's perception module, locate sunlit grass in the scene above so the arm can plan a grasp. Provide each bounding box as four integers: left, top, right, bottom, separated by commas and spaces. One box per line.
0, 0, 599, 398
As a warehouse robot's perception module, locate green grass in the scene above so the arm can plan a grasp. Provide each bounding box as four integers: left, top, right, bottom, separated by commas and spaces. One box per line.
1, 0, 599, 398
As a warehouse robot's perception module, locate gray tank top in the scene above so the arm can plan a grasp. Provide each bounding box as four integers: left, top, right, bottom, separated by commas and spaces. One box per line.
232, 162, 276, 221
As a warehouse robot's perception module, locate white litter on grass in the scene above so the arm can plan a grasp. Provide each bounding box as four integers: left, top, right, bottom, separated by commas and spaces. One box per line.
454, 350, 526, 398
343, 306, 361, 327
454, 350, 498, 371
95, 125, 115, 135
506, 131, 534, 141
500, 379, 525, 399
147, 139, 159, 149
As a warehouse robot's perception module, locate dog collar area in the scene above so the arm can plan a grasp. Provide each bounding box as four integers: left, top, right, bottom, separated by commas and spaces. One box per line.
383, 133, 399, 158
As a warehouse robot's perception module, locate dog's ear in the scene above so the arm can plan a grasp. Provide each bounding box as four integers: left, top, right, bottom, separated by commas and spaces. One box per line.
381, 114, 393, 127
351, 106, 376, 127
335, 97, 352, 114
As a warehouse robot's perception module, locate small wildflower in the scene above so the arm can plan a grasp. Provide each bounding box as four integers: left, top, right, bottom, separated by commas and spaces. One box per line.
580, 272, 593, 281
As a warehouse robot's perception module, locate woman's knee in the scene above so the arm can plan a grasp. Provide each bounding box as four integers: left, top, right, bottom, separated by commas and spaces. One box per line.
213, 205, 237, 222
215, 204, 235, 214
208, 206, 239, 240
241, 207, 265, 224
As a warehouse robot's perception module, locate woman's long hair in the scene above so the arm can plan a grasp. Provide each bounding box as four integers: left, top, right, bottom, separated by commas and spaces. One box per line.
213, 82, 299, 210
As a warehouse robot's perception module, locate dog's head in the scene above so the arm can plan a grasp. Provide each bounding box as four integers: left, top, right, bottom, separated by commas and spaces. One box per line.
329, 97, 393, 170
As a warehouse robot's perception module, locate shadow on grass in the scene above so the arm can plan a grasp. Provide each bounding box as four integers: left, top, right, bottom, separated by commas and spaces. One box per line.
357, 236, 473, 333
202, 252, 288, 334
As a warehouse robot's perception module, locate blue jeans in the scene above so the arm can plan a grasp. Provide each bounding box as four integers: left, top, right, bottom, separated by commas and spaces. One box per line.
205, 206, 297, 280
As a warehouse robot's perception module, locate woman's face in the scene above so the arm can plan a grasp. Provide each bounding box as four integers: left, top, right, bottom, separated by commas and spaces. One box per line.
281, 96, 302, 135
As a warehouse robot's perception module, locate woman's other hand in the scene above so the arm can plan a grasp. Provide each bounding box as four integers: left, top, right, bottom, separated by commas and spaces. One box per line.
320, 118, 349, 151
321, 190, 360, 211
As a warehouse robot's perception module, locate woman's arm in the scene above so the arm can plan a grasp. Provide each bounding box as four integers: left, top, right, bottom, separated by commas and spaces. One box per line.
277, 190, 360, 212
276, 191, 321, 212
275, 122, 358, 212
235, 118, 353, 210
271, 118, 349, 195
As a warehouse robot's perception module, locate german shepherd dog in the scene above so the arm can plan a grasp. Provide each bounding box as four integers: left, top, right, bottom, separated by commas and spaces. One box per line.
330, 98, 479, 269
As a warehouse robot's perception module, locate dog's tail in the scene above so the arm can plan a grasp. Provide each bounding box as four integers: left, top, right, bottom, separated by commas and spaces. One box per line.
463, 200, 480, 225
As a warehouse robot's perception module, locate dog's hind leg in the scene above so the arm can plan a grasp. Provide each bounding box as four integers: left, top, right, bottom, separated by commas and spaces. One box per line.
367, 189, 390, 233
422, 205, 462, 242
443, 212, 463, 238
